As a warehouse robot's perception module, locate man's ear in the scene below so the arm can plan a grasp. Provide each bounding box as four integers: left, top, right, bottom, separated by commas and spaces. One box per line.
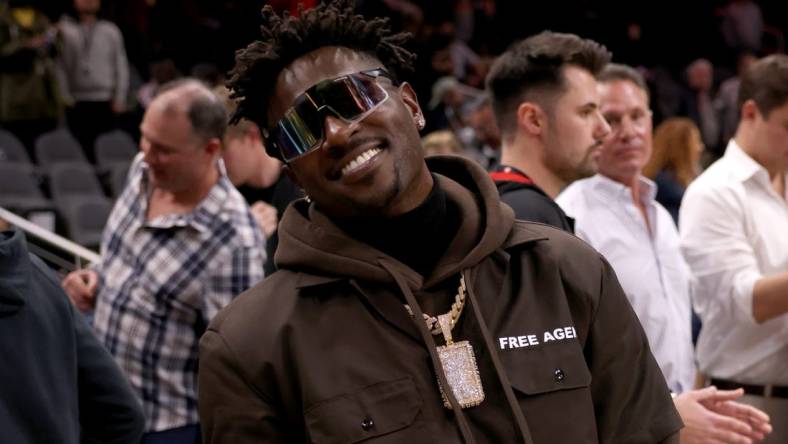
740, 99, 760, 122
245, 124, 262, 143
399, 82, 425, 130
205, 137, 222, 157
517, 102, 546, 136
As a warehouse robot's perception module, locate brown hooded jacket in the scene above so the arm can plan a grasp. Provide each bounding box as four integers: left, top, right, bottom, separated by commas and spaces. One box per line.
198, 156, 682, 443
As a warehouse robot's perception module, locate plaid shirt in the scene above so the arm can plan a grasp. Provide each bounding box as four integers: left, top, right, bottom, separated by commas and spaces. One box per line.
93, 154, 265, 432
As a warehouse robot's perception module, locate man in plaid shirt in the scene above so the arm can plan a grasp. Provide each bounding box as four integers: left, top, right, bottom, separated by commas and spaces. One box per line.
62, 79, 266, 443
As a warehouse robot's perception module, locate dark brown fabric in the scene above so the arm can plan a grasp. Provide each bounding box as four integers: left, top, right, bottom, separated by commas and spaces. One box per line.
198, 156, 683, 443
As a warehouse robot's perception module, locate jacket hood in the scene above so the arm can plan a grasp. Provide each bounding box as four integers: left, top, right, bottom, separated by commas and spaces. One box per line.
275, 155, 515, 290
0, 229, 29, 316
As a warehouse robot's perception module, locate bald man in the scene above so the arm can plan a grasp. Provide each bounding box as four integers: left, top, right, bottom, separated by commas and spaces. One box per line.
62, 79, 265, 443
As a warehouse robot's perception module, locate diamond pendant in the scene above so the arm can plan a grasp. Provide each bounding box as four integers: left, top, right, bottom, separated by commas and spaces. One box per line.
436, 314, 484, 409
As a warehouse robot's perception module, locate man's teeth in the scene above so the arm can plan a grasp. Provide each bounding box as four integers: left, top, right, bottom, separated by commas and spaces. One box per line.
341, 148, 381, 176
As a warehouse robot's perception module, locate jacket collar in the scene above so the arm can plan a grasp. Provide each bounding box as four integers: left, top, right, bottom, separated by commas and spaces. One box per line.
587, 174, 657, 207
294, 273, 344, 289
502, 221, 550, 250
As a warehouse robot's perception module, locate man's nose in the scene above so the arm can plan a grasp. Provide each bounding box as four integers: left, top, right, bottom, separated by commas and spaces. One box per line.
140, 141, 154, 164
321, 115, 356, 157
617, 115, 641, 140
594, 110, 611, 141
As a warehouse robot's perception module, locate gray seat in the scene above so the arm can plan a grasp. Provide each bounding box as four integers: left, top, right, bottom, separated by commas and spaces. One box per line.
48, 162, 107, 212
60, 196, 113, 249
107, 161, 131, 198
94, 130, 137, 168
0, 164, 54, 214
34, 128, 87, 168
0, 129, 32, 165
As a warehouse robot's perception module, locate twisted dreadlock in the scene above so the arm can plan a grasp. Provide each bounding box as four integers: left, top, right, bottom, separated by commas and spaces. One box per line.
227, 0, 416, 159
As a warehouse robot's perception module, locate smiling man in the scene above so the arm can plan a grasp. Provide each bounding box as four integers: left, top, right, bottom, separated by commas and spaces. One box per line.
197, 2, 682, 443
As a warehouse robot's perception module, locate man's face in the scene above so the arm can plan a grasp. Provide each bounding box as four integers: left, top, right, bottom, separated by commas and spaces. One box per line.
139, 100, 214, 193
74, 0, 100, 14
269, 46, 432, 220
752, 101, 788, 173
688, 62, 713, 92
597, 79, 653, 185
542, 65, 610, 184
222, 131, 259, 186
469, 103, 501, 148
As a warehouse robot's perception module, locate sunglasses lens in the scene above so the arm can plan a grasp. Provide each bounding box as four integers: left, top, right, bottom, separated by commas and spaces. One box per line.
271, 70, 390, 161
316, 75, 388, 119
272, 100, 323, 161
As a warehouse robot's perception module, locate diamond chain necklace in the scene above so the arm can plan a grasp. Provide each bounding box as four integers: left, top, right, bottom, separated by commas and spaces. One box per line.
403, 273, 484, 409
404, 274, 466, 335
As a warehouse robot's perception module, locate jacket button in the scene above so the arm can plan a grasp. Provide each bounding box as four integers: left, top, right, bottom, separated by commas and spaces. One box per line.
554, 368, 565, 382
361, 417, 374, 430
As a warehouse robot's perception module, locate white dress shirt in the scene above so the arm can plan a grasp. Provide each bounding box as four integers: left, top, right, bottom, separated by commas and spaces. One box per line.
679, 140, 788, 384
558, 174, 696, 393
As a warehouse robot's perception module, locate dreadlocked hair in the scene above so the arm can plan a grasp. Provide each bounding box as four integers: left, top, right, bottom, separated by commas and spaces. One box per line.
227, 0, 416, 159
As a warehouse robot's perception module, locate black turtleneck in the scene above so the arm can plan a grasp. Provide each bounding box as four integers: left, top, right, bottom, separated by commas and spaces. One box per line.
333, 176, 460, 278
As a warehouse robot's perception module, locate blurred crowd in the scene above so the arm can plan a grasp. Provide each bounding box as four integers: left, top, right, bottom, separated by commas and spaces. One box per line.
1, 0, 786, 164
2, 0, 788, 443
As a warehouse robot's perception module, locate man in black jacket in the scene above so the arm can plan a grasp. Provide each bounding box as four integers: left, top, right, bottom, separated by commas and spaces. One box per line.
0, 228, 144, 443
486, 31, 612, 232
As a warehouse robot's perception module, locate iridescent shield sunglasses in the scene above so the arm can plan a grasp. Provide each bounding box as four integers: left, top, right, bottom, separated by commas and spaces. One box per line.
264, 68, 393, 162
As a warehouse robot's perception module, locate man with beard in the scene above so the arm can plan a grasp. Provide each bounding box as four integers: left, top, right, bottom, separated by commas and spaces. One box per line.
486, 31, 611, 232
197, 2, 682, 442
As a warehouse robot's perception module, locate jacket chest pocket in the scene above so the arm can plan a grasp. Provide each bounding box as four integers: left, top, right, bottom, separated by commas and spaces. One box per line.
501, 341, 598, 443
502, 340, 591, 394
304, 376, 423, 444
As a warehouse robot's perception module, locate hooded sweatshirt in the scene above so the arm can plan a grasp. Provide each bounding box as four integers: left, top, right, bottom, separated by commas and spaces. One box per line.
0, 229, 144, 443
198, 156, 682, 444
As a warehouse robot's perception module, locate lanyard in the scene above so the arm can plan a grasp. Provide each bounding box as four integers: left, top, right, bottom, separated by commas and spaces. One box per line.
489, 166, 534, 185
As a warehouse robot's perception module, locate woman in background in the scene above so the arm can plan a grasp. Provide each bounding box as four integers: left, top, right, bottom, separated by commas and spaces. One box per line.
644, 117, 704, 224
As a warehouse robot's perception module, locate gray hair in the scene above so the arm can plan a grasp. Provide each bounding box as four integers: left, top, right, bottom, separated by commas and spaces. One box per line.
157, 78, 228, 143
597, 63, 650, 101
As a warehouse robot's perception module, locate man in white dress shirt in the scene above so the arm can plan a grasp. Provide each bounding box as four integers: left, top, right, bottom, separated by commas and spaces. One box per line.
680, 54, 788, 442
558, 63, 771, 444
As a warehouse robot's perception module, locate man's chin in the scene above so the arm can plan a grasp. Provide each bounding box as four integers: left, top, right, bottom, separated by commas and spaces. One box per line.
575, 162, 598, 180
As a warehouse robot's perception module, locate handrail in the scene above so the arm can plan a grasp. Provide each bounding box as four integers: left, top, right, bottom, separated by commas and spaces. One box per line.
0, 206, 101, 266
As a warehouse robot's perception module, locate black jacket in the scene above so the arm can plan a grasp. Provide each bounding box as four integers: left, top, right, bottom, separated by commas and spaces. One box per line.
492, 165, 575, 233
0, 229, 144, 444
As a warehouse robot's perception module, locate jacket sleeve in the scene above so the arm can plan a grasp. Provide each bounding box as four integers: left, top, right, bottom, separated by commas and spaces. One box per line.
588, 256, 684, 443
28, 252, 144, 443
199, 329, 286, 443
71, 289, 145, 443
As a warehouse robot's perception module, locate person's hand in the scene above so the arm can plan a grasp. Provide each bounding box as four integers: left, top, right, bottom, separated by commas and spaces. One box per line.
675, 386, 772, 444
703, 389, 772, 442
62, 269, 99, 312
250, 201, 278, 239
